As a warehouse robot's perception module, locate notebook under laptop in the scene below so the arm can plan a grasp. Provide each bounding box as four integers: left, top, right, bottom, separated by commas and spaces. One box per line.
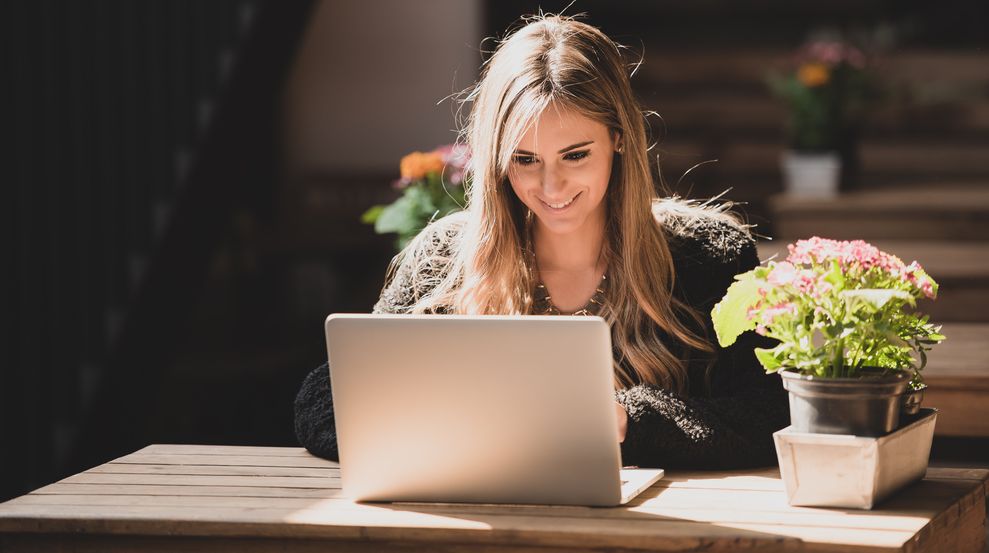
324, 313, 664, 507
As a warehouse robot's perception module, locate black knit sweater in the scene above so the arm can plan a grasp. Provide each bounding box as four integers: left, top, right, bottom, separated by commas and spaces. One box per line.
294, 207, 789, 469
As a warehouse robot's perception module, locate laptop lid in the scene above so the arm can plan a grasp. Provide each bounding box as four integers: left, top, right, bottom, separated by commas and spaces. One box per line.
325, 313, 653, 506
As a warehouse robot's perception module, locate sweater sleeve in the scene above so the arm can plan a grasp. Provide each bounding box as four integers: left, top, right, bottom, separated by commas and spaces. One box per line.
615, 220, 790, 469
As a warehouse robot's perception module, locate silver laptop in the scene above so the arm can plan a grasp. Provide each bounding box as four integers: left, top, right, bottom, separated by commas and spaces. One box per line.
325, 313, 664, 507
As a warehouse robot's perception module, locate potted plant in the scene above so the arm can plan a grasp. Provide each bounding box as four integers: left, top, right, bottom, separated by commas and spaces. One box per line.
768, 37, 878, 197
362, 144, 470, 250
712, 237, 944, 436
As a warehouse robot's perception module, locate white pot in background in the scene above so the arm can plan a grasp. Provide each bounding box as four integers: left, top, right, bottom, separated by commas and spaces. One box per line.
780, 151, 842, 198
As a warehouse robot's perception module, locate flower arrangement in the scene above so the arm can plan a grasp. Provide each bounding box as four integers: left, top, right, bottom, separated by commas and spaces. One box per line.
362, 144, 470, 249
767, 38, 878, 152
712, 237, 944, 386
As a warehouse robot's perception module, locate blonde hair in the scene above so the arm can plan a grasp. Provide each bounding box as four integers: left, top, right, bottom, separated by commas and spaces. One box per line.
385, 14, 720, 393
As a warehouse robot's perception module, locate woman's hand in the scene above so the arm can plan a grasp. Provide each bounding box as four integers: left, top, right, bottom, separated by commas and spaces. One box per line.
615, 402, 628, 443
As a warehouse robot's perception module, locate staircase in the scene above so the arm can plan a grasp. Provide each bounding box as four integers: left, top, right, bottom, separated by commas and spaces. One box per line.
484, 2, 989, 232
504, 2, 989, 446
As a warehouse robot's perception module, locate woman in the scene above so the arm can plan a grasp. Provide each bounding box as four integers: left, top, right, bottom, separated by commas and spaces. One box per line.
294, 15, 788, 469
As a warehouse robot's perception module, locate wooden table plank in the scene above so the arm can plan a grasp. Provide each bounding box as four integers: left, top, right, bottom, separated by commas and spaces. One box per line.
0, 534, 785, 553
138, 444, 313, 456
0, 445, 985, 553
111, 453, 338, 468
23, 476, 975, 518
0, 492, 963, 533
0, 504, 802, 550
90, 463, 340, 478
31, 483, 344, 499
60, 472, 341, 489
8, 476, 980, 528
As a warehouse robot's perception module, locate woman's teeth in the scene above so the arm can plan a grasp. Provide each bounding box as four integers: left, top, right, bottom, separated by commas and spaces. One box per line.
545, 194, 577, 209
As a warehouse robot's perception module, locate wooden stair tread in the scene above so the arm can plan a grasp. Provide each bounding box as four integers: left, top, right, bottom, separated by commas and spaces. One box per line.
922, 323, 989, 382
637, 48, 989, 88
919, 323, 989, 437
654, 142, 989, 177
733, 143, 989, 174
769, 187, 989, 214
646, 96, 989, 136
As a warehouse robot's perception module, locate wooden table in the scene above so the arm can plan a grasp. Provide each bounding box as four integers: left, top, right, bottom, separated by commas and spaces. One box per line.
1, 445, 986, 552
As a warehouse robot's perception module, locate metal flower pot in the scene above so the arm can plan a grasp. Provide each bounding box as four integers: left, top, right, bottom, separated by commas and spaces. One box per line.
901, 384, 926, 416
779, 369, 911, 437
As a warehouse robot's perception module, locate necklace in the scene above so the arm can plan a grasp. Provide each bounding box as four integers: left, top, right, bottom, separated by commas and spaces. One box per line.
533, 273, 608, 316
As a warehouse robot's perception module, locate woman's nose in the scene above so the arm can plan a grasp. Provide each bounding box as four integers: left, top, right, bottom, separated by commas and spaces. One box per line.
541, 164, 565, 195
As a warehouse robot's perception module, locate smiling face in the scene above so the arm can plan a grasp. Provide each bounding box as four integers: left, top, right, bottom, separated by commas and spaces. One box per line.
507, 103, 617, 238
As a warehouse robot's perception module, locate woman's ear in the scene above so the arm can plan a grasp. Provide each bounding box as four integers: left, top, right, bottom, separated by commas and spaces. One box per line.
612, 130, 624, 154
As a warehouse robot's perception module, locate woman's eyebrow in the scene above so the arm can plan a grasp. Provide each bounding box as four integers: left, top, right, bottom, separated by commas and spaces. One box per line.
514, 141, 595, 156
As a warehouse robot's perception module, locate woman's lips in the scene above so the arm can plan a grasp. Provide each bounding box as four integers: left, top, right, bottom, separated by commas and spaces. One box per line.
539, 191, 582, 212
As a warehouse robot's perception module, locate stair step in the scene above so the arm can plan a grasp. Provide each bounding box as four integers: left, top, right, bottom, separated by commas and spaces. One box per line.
919, 323, 989, 437
638, 48, 989, 90
767, 187, 989, 241
757, 240, 989, 323
658, 141, 989, 178
653, 140, 989, 187
647, 96, 989, 139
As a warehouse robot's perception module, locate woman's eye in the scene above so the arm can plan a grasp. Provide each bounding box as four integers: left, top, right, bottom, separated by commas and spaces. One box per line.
512, 155, 537, 166
564, 151, 589, 161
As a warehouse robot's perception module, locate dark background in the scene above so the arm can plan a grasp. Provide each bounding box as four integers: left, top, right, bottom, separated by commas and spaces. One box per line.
4, 0, 987, 501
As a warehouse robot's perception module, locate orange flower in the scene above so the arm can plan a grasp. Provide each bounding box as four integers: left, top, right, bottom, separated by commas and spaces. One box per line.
400, 151, 445, 180
797, 63, 830, 87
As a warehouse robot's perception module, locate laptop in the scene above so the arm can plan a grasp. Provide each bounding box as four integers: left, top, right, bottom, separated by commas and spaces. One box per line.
324, 313, 664, 507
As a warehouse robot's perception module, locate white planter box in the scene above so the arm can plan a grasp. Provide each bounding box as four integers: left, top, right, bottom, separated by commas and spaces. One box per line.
773, 408, 937, 509
780, 151, 842, 198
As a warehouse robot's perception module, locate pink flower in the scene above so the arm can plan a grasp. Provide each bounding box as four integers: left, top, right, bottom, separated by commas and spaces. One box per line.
799, 40, 867, 69
767, 262, 798, 286
761, 302, 798, 326
795, 269, 817, 292
433, 144, 471, 185
904, 261, 937, 299
809, 41, 842, 65
786, 237, 907, 277
714, 235, 943, 373
845, 46, 866, 69
786, 237, 842, 265
806, 275, 833, 298
747, 300, 765, 321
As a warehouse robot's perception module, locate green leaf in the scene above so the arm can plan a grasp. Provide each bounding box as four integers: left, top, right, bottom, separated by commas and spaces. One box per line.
361, 205, 385, 224
711, 273, 764, 347
824, 259, 844, 288
753, 266, 771, 279
374, 185, 440, 237
841, 289, 915, 310
754, 347, 783, 373
406, 185, 439, 221
375, 194, 422, 235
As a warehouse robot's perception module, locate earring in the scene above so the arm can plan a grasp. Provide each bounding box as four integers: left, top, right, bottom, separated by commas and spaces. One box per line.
616, 144, 624, 154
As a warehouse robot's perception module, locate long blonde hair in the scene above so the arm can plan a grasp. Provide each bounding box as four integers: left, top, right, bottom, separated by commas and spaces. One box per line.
386, 15, 717, 393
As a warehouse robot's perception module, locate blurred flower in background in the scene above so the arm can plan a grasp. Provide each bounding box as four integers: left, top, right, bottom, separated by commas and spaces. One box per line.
768, 36, 879, 152
362, 144, 470, 250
